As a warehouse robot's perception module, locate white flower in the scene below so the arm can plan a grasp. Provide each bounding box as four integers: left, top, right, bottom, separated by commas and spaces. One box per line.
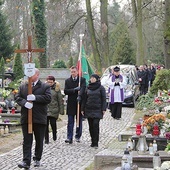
161, 161, 170, 170
164, 106, 170, 112
155, 168, 161, 170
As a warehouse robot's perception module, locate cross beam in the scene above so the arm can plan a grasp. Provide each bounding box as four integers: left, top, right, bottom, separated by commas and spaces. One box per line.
15, 36, 45, 133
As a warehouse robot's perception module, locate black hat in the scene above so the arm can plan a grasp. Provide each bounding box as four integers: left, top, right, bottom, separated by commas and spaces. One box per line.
90, 74, 100, 81
113, 66, 120, 72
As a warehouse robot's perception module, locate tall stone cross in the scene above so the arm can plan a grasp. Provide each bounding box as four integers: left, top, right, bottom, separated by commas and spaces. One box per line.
15, 36, 45, 133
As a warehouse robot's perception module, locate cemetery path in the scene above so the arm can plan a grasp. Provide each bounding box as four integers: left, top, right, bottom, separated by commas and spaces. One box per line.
0, 108, 135, 170
0, 115, 68, 154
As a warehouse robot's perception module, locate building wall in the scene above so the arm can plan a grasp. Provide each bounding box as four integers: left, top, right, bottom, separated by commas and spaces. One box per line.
39, 68, 70, 90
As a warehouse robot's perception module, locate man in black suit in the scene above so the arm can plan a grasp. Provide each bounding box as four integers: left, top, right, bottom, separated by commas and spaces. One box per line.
64, 66, 86, 144
15, 68, 51, 169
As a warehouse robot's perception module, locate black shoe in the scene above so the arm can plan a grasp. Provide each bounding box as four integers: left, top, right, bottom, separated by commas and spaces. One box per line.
90, 143, 94, 147
65, 139, 73, 144
90, 143, 98, 148
34, 160, 40, 167
75, 138, 80, 143
45, 140, 49, 144
94, 146, 98, 149
18, 162, 30, 169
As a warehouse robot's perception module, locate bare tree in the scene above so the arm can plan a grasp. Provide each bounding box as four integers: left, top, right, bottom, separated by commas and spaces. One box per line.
131, 0, 144, 65
100, 0, 109, 68
86, 0, 102, 74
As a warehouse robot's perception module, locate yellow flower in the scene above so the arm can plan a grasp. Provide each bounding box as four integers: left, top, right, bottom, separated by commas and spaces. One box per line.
143, 113, 166, 132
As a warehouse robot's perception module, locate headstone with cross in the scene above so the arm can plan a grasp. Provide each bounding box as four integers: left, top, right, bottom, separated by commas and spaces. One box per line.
15, 36, 45, 133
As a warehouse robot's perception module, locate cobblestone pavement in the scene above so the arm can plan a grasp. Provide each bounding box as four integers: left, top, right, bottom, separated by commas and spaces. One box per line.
0, 107, 135, 170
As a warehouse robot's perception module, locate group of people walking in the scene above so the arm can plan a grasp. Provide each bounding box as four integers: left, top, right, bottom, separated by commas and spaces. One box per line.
136, 63, 157, 95
15, 65, 125, 169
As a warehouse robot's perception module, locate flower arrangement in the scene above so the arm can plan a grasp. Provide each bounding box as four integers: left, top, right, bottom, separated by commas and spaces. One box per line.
164, 105, 170, 112
0, 89, 11, 100
143, 113, 166, 133
157, 161, 170, 170
162, 120, 170, 133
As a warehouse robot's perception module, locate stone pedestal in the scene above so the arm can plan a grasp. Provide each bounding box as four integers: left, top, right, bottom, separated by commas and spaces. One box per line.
94, 149, 121, 170
0, 113, 21, 122
132, 135, 167, 150
132, 151, 170, 168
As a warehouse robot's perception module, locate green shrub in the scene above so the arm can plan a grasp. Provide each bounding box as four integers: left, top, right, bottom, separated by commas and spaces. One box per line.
150, 69, 170, 95
52, 60, 67, 68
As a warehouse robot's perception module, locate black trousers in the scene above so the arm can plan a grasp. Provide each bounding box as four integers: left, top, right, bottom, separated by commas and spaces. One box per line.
88, 118, 100, 146
45, 116, 57, 143
139, 84, 145, 95
110, 102, 122, 119
21, 123, 46, 166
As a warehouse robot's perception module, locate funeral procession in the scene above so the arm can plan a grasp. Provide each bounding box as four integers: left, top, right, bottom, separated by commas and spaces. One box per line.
0, 0, 170, 170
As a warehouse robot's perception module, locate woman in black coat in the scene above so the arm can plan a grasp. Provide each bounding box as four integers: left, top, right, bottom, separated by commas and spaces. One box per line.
81, 74, 106, 149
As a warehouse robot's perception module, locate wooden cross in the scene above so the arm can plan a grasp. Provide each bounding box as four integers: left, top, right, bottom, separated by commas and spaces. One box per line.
15, 36, 45, 134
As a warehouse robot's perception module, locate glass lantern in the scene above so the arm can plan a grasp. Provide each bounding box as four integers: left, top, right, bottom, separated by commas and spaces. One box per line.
136, 134, 148, 155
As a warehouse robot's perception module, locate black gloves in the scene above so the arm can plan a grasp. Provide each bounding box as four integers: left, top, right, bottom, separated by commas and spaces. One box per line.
77, 96, 81, 103
74, 86, 80, 91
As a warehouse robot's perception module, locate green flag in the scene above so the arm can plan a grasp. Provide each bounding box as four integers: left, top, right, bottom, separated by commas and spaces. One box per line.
81, 46, 94, 84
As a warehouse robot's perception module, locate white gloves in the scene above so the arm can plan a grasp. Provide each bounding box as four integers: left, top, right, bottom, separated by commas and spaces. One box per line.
24, 102, 33, 109
27, 94, 36, 101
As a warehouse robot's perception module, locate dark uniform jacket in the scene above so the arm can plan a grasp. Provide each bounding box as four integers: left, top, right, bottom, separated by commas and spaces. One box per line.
81, 81, 107, 119
15, 80, 52, 125
64, 76, 86, 115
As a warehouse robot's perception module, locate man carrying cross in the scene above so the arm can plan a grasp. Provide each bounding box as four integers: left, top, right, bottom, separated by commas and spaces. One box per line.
15, 68, 51, 169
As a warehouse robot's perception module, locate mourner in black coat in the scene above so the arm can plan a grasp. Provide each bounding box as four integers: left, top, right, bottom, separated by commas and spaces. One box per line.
81, 74, 107, 148
137, 65, 147, 95
15, 68, 52, 169
64, 66, 86, 144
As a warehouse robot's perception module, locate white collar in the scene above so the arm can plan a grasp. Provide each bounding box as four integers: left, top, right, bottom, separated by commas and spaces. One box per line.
33, 80, 38, 86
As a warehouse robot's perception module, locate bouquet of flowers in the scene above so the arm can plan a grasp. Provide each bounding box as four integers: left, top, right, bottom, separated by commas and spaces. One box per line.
162, 120, 170, 133
0, 89, 11, 100
162, 120, 170, 150
164, 105, 170, 113
143, 113, 166, 133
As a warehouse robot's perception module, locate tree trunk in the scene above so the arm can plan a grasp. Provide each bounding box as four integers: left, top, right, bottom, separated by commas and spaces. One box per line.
100, 0, 109, 69
86, 0, 102, 74
131, 0, 144, 65
164, 0, 170, 69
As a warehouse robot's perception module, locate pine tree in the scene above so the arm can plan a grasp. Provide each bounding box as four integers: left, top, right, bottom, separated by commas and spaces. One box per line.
67, 56, 74, 68
109, 21, 135, 65
0, 57, 5, 74
32, 0, 47, 68
13, 46, 24, 80
0, 57, 5, 87
0, 2, 14, 61
53, 60, 67, 68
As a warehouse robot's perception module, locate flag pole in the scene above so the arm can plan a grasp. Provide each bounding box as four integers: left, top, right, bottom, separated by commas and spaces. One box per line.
77, 34, 84, 128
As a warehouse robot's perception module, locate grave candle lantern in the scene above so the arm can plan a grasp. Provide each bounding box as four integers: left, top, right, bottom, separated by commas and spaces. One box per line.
152, 122, 160, 136
11, 107, 15, 114
136, 122, 142, 136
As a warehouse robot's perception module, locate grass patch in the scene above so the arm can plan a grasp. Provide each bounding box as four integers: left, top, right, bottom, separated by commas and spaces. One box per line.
131, 109, 144, 125
85, 162, 94, 170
